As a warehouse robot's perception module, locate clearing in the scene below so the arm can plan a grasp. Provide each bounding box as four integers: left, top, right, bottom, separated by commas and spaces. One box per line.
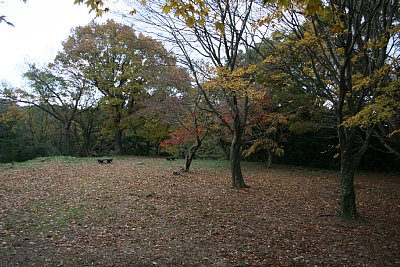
1, 157, 399, 266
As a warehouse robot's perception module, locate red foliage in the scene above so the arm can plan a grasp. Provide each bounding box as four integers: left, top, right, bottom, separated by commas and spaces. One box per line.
160, 126, 205, 147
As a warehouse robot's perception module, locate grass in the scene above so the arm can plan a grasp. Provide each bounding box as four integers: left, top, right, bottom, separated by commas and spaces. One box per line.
0, 156, 82, 169
161, 157, 270, 171
1, 155, 260, 171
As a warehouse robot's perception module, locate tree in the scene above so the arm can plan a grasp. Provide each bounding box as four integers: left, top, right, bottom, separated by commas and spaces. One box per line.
3, 64, 90, 155
263, 0, 400, 218
157, 89, 211, 171
54, 20, 181, 154
0, 100, 28, 162
123, 0, 267, 188
232, 39, 319, 167
74, 105, 101, 156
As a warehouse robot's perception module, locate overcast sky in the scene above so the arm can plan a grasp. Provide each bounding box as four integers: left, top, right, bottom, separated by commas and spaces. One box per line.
0, 0, 102, 87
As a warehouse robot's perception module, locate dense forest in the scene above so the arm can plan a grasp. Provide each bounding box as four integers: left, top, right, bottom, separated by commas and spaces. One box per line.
1, 0, 399, 218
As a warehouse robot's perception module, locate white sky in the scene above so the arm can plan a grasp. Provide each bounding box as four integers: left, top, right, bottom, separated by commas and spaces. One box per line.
0, 0, 103, 87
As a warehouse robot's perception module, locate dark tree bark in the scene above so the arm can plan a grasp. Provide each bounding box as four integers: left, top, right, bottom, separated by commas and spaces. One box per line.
183, 142, 200, 172
183, 117, 208, 172
339, 148, 358, 218
337, 123, 374, 218
230, 94, 248, 188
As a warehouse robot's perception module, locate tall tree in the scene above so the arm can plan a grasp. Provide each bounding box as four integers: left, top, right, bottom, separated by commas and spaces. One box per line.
264, 0, 400, 218
124, 0, 267, 188
54, 20, 180, 154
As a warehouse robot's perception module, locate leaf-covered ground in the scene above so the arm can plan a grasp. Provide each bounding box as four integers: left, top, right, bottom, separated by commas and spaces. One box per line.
1, 157, 399, 266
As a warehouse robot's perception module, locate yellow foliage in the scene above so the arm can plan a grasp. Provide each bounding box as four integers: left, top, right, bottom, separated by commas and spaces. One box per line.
305, 0, 324, 15
186, 17, 196, 28
343, 95, 398, 128
204, 65, 264, 100
162, 5, 172, 14
352, 73, 372, 92
0, 106, 27, 133
331, 22, 345, 34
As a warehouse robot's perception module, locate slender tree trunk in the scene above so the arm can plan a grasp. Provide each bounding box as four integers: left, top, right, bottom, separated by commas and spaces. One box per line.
266, 150, 273, 168
337, 119, 359, 219
113, 107, 123, 155
183, 141, 201, 172
184, 122, 206, 172
85, 124, 92, 156
80, 125, 91, 156
230, 132, 247, 188
230, 107, 248, 188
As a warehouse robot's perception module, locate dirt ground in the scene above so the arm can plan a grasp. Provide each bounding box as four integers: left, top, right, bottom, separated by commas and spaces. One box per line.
1, 157, 399, 266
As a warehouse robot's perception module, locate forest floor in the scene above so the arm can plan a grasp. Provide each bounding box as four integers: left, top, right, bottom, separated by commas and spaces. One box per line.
0, 156, 399, 266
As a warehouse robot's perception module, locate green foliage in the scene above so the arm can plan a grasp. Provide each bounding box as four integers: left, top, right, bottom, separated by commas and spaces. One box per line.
195, 137, 227, 160
54, 20, 183, 154
288, 120, 317, 134
162, 145, 180, 156
0, 103, 28, 162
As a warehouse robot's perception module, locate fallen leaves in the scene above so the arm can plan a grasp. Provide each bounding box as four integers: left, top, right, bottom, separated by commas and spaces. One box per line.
0, 157, 399, 266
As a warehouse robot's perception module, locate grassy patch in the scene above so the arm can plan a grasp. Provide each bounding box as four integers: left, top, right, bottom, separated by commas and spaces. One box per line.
161, 158, 231, 170
191, 159, 231, 170
0, 156, 83, 169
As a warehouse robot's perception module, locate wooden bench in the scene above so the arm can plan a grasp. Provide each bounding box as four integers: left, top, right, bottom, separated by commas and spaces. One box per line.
98, 157, 113, 163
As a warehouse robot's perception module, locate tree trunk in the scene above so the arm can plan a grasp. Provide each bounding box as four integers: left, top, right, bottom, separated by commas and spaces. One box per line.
184, 123, 206, 172
230, 134, 247, 188
63, 124, 71, 156
183, 141, 201, 172
230, 114, 248, 188
115, 130, 123, 155
339, 151, 358, 218
80, 122, 92, 156
266, 150, 273, 168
